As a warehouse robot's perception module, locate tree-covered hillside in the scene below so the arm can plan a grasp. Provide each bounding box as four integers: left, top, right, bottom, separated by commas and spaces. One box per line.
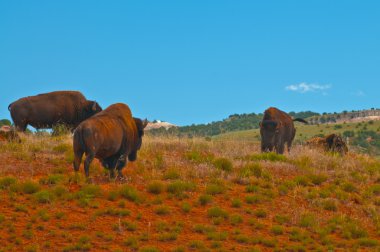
148, 111, 320, 137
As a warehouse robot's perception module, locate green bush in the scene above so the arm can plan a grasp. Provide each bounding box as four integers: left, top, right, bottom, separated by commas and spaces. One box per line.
205, 183, 225, 195
166, 181, 195, 196
147, 181, 165, 194
34, 190, 55, 204
20, 181, 40, 194
119, 185, 140, 202
198, 194, 213, 206
207, 207, 229, 219
213, 158, 233, 172
250, 152, 288, 162
0, 176, 17, 189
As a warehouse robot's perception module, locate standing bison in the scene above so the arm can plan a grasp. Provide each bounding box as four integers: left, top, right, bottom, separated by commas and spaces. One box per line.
73, 103, 148, 178
8, 91, 102, 131
260, 107, 308, 154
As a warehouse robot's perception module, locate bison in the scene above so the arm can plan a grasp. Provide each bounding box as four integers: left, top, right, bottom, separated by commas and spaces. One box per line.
73, 103, 148, 178
8, 91, 102, 131
306, 134, 348, 155
260, 107, 308, 154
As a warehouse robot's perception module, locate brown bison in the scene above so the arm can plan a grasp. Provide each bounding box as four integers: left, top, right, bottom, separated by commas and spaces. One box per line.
260, 107, 308, 154
306, 134, 348, 155
73, 103, 148, 178
8, 91, 102, 131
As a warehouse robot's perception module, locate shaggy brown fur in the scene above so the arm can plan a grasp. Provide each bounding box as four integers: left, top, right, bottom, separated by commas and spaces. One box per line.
260, 107, 308, 154
306, 134, 348, 155
9, 91, 102, 131
73, 103, 147, 178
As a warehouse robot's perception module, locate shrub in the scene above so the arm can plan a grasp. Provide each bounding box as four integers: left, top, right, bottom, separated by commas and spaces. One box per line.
198, 194, 212, 206
246, 184, 259, 193
166, 181, 195, 196
250, 152, 287, 162
294, 176, 309, 187
123, 236, 138, 249
213, 158, 233, 172
342, 182, 358, 193
239, 163, 262, 178
271, 225, 284, 235
205, 183, 225, 195
163, 169, 181, 180
254, 209, 267, 218
274, 215, 290, 224
20, 181, 40, 194
299, 213, 316, 228
207, 207, 228, 219
155, 205, 170, 215
231, 198, 242, 208
52, 185, 68, 199
322, 199, 338, 211
181, 202, 191, 213
245, 195, 262, 204
357, 238, 379, 247
147, 181, 165, 194
138, 246, 160, 252
34, 190, 55, 204
0, 176, 17, 189
39, 174, 64, 185
52, 143, 71, 153
119, 185, 140, 203
309, 174, 327, 186
188, 240, 205, 250
106, 190, 119, 201
230, 214, 243, 225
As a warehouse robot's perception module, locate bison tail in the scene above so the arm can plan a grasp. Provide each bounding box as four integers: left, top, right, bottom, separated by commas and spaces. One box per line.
293, 118, 308, 124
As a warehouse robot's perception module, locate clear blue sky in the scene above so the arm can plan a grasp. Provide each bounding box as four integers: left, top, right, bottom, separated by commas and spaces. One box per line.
1, 1, 379, 126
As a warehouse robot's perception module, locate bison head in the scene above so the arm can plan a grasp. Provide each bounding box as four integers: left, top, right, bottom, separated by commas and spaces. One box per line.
85, 101, 102, 117
128, 118, 148, 161
260, 120, 281, 147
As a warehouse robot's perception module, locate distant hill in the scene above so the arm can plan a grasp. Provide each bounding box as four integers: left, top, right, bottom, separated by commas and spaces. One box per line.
148, 111, 319, 137
308, 108, 380, 124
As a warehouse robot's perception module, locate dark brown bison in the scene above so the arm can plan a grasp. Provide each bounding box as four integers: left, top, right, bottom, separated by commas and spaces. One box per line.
260, 107, 308, 154
73, 103, 148, 178
8, 91, 102, 131
306, 134, 348, 155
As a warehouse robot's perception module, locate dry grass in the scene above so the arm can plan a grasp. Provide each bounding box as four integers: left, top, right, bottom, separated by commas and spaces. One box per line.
0, 134, 379, 251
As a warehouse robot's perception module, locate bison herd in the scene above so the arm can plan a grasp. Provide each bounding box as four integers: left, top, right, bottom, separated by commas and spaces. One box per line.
4, 91, 348, 179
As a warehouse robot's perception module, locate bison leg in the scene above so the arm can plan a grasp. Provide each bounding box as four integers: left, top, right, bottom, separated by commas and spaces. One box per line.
15, 122, 27, 132
287, 141, 293, 153
73, 151, 83, 172
84, 153, 95, 177
276, 143, 285, 154
115, 155, 127, 178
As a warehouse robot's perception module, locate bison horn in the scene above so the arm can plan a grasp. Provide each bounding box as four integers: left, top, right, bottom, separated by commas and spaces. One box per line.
92, 102, 97, 111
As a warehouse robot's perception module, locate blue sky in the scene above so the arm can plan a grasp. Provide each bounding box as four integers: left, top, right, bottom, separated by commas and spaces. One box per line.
1, 1, 379, 126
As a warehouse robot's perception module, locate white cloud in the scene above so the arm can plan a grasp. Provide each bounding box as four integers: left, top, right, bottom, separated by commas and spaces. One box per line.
285, 82, 331, 93
351, 90, 365, 97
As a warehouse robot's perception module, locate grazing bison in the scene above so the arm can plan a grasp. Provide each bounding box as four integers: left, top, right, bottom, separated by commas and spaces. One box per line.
306, 134, 348, 155
73, 103, 148, 178
260, 107, 308, 154
8, 91, 102, 131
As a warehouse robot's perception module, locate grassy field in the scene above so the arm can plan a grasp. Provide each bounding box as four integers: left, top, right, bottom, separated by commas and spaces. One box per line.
214, 120, 380, 153
215, 120, 380, 141
0, 133, 379, 251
